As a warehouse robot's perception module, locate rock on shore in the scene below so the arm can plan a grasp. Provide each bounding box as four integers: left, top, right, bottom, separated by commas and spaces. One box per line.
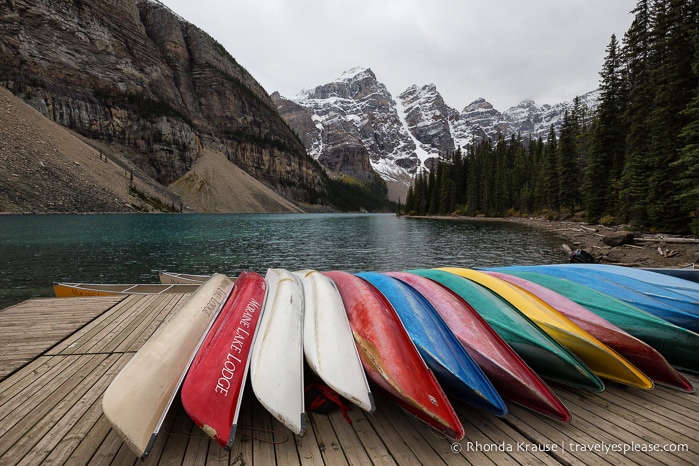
507, 217, 698, 269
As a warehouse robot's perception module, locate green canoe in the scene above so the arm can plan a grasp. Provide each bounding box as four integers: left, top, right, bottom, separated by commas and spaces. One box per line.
409, 269, 604, 391
500, 270, 699, 374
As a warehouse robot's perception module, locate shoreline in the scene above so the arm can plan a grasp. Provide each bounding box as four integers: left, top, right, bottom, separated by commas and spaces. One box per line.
406, 215, 699, 269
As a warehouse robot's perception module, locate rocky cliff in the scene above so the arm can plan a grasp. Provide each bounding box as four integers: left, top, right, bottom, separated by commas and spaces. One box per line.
277, 68, 420, 189
0, 0, 327, 207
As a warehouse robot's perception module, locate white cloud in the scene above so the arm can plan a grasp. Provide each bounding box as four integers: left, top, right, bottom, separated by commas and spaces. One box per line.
157, 0, 635, 110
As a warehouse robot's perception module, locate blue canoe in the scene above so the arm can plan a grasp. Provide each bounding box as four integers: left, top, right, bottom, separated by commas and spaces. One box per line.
356, 272, 507, 416
644, 267, 699, 284
498, 265, 699, 333
574, 264, 699, 301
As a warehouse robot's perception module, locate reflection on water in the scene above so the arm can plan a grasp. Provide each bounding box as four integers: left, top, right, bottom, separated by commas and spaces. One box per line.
0, 213, 566, 309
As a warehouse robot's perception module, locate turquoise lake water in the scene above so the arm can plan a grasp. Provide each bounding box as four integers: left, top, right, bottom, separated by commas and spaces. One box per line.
0, 213, 566, 310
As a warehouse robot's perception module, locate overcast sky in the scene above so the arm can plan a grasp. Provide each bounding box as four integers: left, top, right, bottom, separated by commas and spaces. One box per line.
157, 0, 637, 111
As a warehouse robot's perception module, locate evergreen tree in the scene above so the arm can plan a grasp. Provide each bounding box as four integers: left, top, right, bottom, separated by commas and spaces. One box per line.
645, 0, 698, 232
543, 125, 560, 217
585, 34, 628, 223
619, 0, 654, 228
558, 111, 582, 216
672, 0, 699, 234
405, 184, 416, 214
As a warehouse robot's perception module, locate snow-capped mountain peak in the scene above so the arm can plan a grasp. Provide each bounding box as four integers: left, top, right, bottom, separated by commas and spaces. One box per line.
274, 68, 600, 201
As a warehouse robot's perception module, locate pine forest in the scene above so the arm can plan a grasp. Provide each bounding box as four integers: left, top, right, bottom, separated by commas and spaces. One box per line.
403, 0, 699, 235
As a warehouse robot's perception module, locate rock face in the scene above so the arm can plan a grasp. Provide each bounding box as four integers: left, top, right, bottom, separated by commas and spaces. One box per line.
398, 84, 457, 158
276, 67, 599, 202
280, 68, 420, 186
0, 0, 326, 204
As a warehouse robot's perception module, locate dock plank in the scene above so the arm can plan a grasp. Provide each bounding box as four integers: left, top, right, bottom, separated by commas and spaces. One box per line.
358, 396, 423, 465
2, 294, 699, 465
460, 407, 561, 466
559, 392, 691, 466
306, 412, 349, 465
0, 354, 109, 464
16, 354, 124, 466
0, 296, 122, 378
327, 407, 374, 466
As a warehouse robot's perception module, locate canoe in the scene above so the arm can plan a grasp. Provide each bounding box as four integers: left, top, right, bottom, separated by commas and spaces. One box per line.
409, 269, 604, 391
386, 271, 571, 422
506, 265, 699, 333
323, 271, 464, 440
571, 264, 699, 301
357, 272, 507, 417
645, 267, 699, 284
159, 271, 212, 284
295, 270, 374, 412
102, 274, 234, 459
249, 269, 305, 435
440, 268, 653, 390
495, 270, 699, 375
181, 271, 267, 449
486, 271, 692, 392
53, 282, 200, 297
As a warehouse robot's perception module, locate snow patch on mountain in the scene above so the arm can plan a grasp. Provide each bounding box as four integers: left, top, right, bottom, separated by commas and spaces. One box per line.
275, 67, 600, 201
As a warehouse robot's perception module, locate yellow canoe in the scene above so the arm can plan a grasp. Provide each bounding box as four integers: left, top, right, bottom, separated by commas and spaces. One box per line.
438, 268, 653, 390
53, 282, 200, 298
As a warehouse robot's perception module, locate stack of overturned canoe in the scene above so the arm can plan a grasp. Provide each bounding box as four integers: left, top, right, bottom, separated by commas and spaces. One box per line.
102, 265, 699, 459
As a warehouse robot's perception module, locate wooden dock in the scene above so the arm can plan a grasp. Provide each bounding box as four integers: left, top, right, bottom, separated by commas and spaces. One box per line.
1, 294, 697, 465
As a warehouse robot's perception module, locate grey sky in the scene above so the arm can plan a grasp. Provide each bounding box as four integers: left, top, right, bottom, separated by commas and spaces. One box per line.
157, 0, 636, 111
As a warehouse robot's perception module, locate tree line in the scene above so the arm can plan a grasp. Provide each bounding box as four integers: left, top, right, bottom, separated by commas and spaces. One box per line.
403, 0, 698, 235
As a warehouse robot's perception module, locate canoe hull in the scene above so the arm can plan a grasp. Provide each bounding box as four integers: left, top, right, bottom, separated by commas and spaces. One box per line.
388, 271, 571, 422
181, 271, 267, 448
297, 270, 374, 412
102, 274, 234, 459
497, 270, 699, 377
53, 282, 200, 297
508, 265, 699, 333
324, 271, 464, 440
159, 271, 211, 284
441, 267, 652, 390
409, 269, 604, 391
358, 272, 507, 417
249, 269, 305, 435
486, 271, 694, 392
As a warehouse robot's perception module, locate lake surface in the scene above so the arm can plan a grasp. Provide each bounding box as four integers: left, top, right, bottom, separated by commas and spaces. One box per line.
0, 213, 566, 310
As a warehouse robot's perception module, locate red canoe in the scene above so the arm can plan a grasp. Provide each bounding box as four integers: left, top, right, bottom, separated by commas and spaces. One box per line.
181, 271, 268, 448
323, 271, 465, 440
386, 271, 571, 422
486, 271, 693, 392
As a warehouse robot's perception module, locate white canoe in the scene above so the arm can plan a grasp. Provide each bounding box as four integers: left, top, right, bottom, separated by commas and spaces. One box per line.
249, 269, 306, 435
102, 274, 234, 459
159, 271, 212, 284
295, 270, 375, 413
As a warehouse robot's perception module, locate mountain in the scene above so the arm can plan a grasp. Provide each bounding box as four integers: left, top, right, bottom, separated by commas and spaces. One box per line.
0, 84, 306, 213
0, 0, 328, 212
276, 67, 600, 201
273, 68, 420, 201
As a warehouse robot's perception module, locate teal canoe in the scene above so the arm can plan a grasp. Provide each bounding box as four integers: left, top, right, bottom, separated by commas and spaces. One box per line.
409, 269, 604, 391
494, 270, 699, 374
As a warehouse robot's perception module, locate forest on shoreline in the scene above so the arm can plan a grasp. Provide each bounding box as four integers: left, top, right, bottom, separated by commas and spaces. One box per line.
403, 0, 698, 235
